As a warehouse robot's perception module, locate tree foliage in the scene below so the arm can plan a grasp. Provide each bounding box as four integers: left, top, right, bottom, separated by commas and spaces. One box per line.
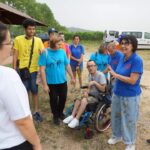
65, 32, 103, 41
0, 0, 67, 36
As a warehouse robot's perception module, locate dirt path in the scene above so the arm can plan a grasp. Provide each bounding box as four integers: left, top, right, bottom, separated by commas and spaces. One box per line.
39, 53, 150, 150
5, 51, 150, 150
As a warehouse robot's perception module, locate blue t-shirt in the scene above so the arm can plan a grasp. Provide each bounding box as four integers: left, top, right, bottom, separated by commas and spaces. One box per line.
113, 52, 143, 97
90, 52, 109, 72
108, 50, 123, 72
38, 48, 69, 84
69, 44, 84, 67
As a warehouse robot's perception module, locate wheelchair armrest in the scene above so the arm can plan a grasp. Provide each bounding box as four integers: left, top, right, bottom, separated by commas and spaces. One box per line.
80, 85, 88, 89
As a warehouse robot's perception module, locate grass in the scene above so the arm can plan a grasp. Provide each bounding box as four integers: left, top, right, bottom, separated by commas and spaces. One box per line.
5, 41, 150, 149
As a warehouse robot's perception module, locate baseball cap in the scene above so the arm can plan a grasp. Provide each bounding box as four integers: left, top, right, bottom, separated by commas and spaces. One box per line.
48, 28, 58, 35
117, 34, 125, 43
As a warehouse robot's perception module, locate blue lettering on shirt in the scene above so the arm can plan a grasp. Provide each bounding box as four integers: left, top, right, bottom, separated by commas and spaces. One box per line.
108, 50, 123, 72
38, 48, 69, 84
113, 52, 143, 97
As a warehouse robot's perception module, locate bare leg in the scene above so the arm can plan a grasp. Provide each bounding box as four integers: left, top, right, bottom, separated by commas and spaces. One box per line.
78, 71, 82, 88
71, 99, 81, 117
73, 71, 76, 89
75, 98, 88, 120
32, 93, 39, 113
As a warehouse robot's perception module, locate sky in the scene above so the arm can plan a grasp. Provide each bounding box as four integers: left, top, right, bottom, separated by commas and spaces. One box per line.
37, 0, 150, 32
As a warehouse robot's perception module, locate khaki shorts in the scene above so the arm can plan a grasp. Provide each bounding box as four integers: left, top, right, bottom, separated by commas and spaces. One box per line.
73, 89, 98, 103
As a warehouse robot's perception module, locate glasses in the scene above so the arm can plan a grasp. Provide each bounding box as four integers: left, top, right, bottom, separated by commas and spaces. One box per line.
121, 41, 131, 46
1, 39, 13, 45
87, 65, 96, 68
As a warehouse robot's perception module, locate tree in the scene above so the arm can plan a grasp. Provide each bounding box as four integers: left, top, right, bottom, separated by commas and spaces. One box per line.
0, 0, 67, 36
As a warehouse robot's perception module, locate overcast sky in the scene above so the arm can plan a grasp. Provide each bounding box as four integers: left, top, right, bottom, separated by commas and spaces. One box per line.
37, 0, 150, 32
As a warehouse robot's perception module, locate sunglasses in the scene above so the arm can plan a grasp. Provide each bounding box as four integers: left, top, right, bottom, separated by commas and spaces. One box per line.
121, 41, 131, 46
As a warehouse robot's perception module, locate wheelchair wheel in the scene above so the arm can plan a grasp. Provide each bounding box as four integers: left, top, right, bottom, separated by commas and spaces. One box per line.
94, 102, 111, 132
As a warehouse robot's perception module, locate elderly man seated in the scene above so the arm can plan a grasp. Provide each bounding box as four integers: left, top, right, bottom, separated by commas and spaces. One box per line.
63, 60, 107, 128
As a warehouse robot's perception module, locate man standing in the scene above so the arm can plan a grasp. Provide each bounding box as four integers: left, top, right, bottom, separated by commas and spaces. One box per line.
13, 19, 44, 122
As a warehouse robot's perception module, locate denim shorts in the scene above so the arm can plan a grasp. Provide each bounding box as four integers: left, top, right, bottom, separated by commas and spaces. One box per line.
71, 64, 83, 72
22, 72, 38, 94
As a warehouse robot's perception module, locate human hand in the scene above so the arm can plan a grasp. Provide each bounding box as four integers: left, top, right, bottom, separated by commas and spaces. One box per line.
70, 77, 76, 86
40, 48, 46, 54
88, 81, 96, 88
82, 90, 88, 98
108, 65, 117, 78
43, 84, 50, 95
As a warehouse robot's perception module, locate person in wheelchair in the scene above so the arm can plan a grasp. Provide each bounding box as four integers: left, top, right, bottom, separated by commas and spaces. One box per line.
63, 60, 107, 128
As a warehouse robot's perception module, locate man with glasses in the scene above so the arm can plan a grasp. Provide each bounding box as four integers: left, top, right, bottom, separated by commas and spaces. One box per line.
63, 60, 106, 128
13, 19, 44, 122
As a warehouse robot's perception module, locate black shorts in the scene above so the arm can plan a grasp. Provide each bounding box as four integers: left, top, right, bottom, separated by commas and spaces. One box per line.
2, 141, 33, 150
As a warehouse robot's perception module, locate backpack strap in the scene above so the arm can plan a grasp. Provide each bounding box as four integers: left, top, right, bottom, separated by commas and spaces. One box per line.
28, 37, 34, 68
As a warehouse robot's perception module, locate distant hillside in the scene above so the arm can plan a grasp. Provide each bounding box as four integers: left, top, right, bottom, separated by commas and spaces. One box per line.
68, 27, 94, 32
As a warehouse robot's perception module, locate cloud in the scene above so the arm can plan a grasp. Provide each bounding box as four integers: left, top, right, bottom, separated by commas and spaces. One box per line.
37, 0, 150, 31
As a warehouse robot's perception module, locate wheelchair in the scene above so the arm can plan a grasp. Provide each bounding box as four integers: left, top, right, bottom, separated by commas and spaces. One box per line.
64, 81, 112, 139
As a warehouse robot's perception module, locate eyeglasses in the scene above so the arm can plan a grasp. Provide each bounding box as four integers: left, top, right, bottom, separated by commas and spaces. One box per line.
121, 41, 131, 46
1, 39, 13, 45
87, 65, 96, 68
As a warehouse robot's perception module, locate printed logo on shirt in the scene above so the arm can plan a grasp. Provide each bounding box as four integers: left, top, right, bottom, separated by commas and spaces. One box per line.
48, 57, 62, 67
113, 61, 118, 65
125, 64, 131, 70
78, 48, 81, 52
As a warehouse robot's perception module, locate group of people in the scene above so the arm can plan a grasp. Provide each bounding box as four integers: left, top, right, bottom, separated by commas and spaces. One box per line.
0, 18, 147, 150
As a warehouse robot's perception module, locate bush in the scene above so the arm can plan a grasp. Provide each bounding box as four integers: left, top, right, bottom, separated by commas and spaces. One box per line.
64, 32, 103, 41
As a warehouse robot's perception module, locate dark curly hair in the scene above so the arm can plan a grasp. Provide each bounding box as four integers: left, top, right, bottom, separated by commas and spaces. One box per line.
120, 35, 138, 52
22, 19, 36, 29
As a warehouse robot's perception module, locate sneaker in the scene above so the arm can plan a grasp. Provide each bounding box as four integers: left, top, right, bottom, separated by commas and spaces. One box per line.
108, 137, 122, 145
147, 139, 150, 144
125, 145, 135, 150
33, 112, 43, 122
68, 118, 79, 128
59, 113, 65, 120
53, 117, 60, 126
63, 115, 74, 124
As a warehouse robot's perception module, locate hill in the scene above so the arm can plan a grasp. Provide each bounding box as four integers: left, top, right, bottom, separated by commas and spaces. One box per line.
68, 27, 94, 32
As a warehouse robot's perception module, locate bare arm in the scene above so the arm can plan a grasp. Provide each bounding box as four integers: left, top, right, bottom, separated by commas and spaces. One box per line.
108, 66, 139, 85
66, 64, 74, 79
93, 82, 106, 92
15, 116, 42, 150
88, 81, 106, 92
12, 48, 18, 70
114, 73, 139, 85
78, 54, 84, 65
103, 67, 109, 74
40, 66, 49, 94
70, 54, 79, 62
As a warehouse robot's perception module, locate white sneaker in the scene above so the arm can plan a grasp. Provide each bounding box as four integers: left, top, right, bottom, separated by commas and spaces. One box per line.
108, 137, 122, 145
125, 145, 135, 150
68, 118, 79, 128
63, 115, 74, 124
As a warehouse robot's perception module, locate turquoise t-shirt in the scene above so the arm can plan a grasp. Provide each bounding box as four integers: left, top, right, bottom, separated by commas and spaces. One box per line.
38, 48, 69, 84
90, 52, 109, 74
